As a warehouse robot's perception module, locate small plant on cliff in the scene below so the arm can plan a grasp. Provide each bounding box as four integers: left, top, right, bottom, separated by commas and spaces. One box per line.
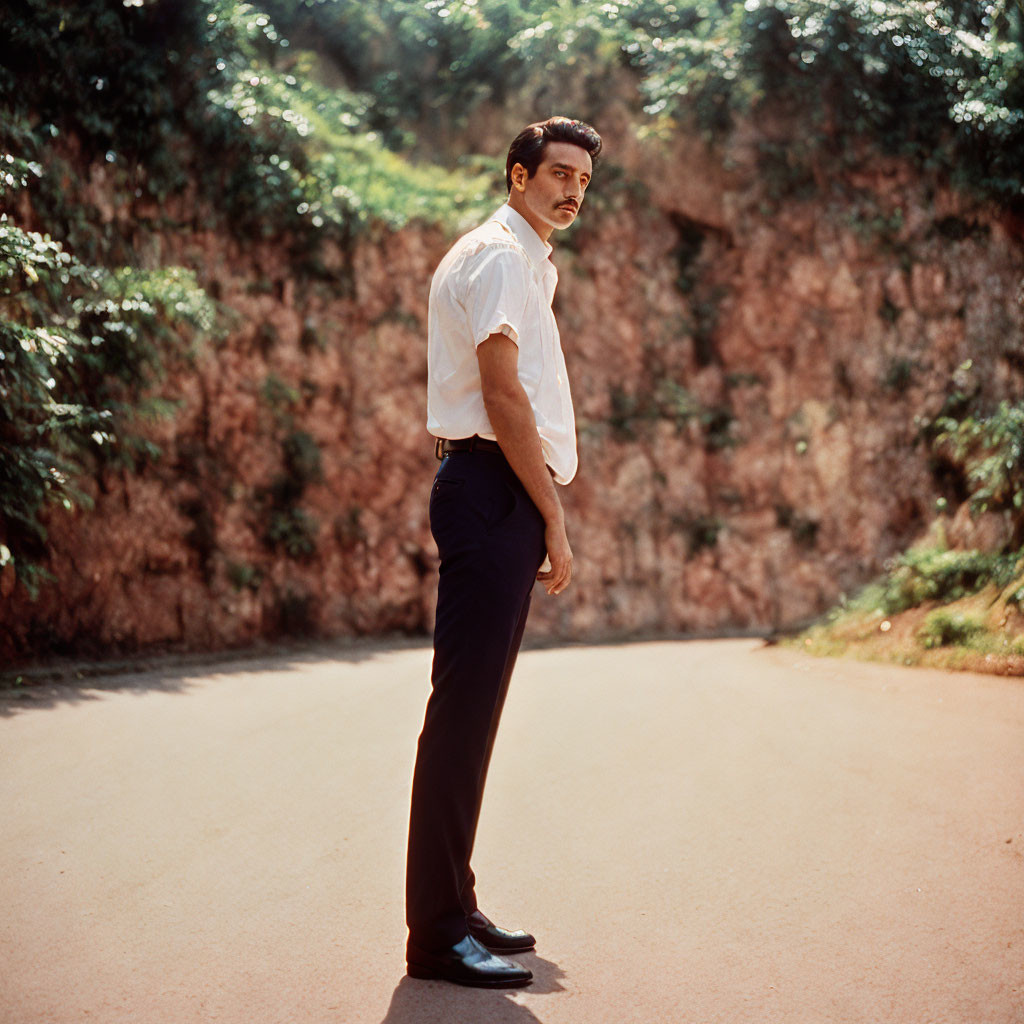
0, 157, 214, 595
917, 608, 985, 649
265, 506, 318, 559
609, 380, 738, 451
933, 398, 1024, 540
259, 424, 322, 562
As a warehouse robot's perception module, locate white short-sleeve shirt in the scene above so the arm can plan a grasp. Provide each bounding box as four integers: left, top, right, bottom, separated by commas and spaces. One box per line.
426, 204, 578, 485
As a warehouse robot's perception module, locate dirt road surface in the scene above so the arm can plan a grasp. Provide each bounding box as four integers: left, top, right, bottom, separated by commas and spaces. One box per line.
2, 638, 1022, 1024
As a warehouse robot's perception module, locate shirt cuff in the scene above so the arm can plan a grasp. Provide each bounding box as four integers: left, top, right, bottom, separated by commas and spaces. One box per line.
473, 322, 519, 347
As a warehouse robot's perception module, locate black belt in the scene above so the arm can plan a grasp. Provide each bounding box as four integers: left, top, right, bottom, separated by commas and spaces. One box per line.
435, 435, 503, 460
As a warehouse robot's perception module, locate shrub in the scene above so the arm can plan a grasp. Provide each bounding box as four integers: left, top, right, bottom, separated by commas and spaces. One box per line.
842, 545, 1024, 618
681, 514, 724, 556
257, 422, 324, 562
226, 560, 263, 591
282, 430, 322, 488
265, 506, 318, 559
933, 398, 1024, 525
887, 546, 1022, 612
918, 608, 985, 649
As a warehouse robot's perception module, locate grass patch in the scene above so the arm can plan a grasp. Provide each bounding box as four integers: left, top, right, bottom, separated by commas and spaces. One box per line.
917, 609, 985, 650
791, 545, 1024, 676
822, 544, 1023, 620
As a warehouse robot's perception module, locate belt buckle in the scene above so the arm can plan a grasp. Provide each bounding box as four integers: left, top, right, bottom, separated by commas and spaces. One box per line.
435, 437, 445, 460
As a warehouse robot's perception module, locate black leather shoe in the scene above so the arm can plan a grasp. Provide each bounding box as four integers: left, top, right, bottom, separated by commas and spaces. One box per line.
406, 935, 532, 988
466, 910, 536, 954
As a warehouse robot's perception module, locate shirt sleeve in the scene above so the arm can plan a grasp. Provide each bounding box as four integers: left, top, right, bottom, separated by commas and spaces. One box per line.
461, 243, 533, 348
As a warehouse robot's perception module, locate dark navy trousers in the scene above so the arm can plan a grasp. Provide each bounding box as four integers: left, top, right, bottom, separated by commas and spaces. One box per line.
406, 448, 547, 952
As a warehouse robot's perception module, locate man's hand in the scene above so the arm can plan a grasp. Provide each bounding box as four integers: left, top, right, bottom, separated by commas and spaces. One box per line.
537, 519, 573, 595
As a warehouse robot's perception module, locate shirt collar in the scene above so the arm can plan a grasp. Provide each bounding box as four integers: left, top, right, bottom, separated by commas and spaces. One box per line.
491, 203, 553, 271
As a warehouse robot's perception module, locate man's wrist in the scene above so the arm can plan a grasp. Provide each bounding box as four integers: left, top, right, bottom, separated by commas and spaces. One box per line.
542, 506, 565, 527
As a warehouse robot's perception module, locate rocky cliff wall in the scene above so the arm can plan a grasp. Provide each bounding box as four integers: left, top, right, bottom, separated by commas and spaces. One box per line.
3, 125, 1022, 663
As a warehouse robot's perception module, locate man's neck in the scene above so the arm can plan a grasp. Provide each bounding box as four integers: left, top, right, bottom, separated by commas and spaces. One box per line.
506, 193, 553, 243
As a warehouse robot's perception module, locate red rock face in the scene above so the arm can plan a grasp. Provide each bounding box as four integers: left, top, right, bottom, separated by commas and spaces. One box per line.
2, 129, 1022, 664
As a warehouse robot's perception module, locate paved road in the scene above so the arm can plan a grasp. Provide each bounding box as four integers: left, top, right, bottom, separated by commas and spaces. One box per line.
2, 639, 1022, 1024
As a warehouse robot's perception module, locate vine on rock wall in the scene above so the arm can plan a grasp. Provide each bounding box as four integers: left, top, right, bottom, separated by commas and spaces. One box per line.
0, 158, 215, 596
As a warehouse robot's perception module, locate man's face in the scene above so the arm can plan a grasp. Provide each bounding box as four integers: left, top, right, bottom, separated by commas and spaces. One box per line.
512, 141, 593, 235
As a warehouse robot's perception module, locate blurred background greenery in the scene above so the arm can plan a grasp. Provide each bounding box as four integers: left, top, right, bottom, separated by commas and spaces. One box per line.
3, 1, 1022, 239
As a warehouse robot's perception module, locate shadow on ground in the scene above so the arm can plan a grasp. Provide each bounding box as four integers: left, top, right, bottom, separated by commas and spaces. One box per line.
0, 634, 431, 717
380, 954, 565, 1024
0, 630, 773, 718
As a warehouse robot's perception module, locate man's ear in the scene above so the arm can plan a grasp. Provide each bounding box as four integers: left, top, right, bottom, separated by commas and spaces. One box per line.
510, 162, 528, 193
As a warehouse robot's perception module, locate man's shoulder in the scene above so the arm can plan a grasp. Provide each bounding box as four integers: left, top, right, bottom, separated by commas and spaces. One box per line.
444, 215, 530, 269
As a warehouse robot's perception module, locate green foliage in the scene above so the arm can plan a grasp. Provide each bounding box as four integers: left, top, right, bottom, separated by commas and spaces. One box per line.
672, 512, 724, 555
226, 559, 263, 591
261, 372, 301, 414
282, 429, 322, 488
201, 37, 497, 235
270, 0, 1022, 212
0, 0, 497, 247
609, 379, 737, 449
3, 0, 1021, 259
934, 399, 1024, 518
883, 356, 914, 391
653, 379, 705, 429
775, 503, 820, 547
265, 505, 318, 558
0, 165, 214, 595
335, 505, 366, 547
258, 1, 1024, 213
844, 545, 1023, 616
258, 415, 321, 565
917, 607, 985, 648
631, 0, 1024, 205
826, 373, 1024, 629
259, 0, 629, 137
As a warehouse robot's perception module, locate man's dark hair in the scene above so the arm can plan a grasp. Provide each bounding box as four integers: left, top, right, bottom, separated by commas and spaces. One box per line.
505, 116, 602, 192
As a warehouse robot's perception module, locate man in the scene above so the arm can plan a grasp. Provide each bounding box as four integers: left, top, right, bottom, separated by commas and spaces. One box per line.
405, 116, 602, 988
